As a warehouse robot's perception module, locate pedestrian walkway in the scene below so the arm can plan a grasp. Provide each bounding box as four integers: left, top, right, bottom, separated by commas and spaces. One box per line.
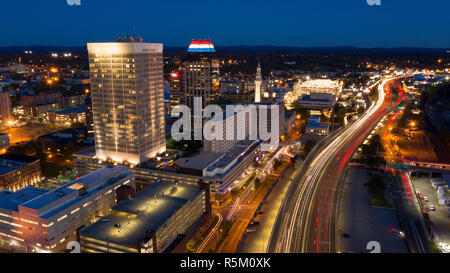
237, 164, 296, 253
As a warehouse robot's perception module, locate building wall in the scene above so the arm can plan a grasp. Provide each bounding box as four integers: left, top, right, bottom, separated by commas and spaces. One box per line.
85, 95, 94, 137
220, 92, 254, 104
20, 93, 62, 107
0, 92, 13, 122
80, 183, 206, 253
153, 192, 204, 253
207, 143, 260, 198
294, 79, 340, 97
34, 103, 60, 118
57, 94, 86, 108
182, 58, 220, 109
168, 72, 181, 115
47, 111, 85, 126
203, 113, 240, 154
0, 159, 42, 191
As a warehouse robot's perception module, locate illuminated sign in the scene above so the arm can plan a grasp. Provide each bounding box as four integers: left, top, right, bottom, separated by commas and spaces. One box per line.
187, 39, 215, 53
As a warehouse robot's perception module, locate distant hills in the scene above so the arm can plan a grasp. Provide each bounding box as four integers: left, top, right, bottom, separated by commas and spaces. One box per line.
0, 45, 447, 54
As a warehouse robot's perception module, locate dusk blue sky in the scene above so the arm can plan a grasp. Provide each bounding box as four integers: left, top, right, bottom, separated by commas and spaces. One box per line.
1, 0, 449, 48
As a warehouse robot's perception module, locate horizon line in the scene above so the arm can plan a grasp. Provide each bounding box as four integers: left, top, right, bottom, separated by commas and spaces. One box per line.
0, 44, 449, 50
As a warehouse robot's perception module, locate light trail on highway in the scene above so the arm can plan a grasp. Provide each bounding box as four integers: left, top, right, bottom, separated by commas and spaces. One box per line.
196, 212, 223, 253
267, 77, 408, 253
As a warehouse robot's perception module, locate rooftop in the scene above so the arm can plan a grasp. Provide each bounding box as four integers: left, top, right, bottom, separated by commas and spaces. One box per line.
299, 94, 334, 103
206, 140, 256, 172
0, 187, 48, 212
80, 180, 203, 249
175, 152, 222, 170
17, 165, 131, 219
0, 154, 39, 175
73, 146, 96, 158
0, 154, 39, 163
306, 115, 330, 129
297, 79, 340, 89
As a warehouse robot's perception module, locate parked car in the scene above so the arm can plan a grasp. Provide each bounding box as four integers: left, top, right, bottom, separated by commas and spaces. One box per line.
392, 228, 404, 236
246, 226, 256, 233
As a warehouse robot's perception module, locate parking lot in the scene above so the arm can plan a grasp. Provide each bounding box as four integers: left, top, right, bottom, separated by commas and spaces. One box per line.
0, 123, 65, 144
410, 174, 450, 250
338, 168, 408, 253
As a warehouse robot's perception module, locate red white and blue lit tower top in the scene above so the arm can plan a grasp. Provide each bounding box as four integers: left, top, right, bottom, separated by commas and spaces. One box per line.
187, 39, 216, 53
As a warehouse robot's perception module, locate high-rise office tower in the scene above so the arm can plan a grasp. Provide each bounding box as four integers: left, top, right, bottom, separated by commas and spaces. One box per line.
254, 61, 262, 103
168, 71, 181, 114
181, 39, 220, 109
87, 40, 166, 165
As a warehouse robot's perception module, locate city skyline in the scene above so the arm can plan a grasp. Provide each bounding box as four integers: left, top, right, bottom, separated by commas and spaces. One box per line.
0, 0, 449, 260
2, 0, 450, 48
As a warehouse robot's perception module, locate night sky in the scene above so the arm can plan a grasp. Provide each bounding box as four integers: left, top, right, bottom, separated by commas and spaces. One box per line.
2, 0, 449, 48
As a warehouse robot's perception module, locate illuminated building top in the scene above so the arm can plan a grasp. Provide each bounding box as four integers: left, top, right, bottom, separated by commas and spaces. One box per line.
187, 39, 215, 53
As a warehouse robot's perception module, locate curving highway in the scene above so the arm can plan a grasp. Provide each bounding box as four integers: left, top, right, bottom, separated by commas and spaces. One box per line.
267, 77, 406, 253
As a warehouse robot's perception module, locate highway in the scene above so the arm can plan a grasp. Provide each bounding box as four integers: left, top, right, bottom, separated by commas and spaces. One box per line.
267, 77, 405, 253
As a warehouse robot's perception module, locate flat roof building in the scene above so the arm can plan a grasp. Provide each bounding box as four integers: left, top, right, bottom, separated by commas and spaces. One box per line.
291, 79, 341, 110
0, 154, 41, 192
175, 140, 261, 194
305, 115, 330, 136
47, 104, 86, 127
297, 93, 336, 110
0, 165, 135, 252
294, 79, 341, 97
80, 180, 206, 253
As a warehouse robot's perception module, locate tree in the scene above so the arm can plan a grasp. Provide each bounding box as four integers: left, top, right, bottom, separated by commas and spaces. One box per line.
273, 158, 282, 169
293, 102, 310, 121
254, 178, 261, 189
303, 140, 315, 157
290, 154, 300, 164
71, 122, 85, 129
186, 239, 196, 252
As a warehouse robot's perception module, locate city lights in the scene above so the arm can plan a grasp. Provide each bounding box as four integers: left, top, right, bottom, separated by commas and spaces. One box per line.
0, 0, 448, 264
